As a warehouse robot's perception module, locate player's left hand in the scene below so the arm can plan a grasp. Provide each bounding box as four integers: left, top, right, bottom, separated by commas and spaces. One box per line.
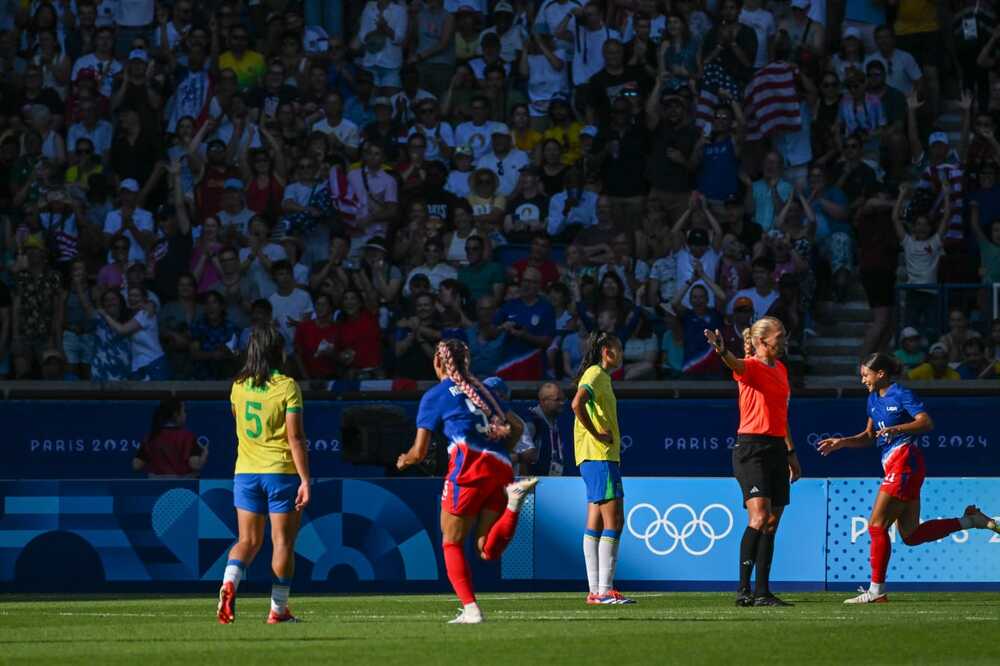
788, 454, 801, 483
875, 426, 897, 439
396, 453, 411, 470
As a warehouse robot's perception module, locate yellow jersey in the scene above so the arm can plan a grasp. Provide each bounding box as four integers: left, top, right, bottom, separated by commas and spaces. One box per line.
574, 365, 621, 465
218, 50, 266, 90
231, 371, 303, 474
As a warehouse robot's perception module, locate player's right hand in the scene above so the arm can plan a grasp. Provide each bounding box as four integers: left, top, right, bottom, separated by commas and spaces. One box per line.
396, 453, 411, 470
816, 438, 841, 456
596, 432, 613, 445
295, 481, 311, 511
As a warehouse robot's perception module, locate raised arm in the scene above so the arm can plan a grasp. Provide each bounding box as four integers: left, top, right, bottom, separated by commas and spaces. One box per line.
704, 328, 745, 375
892, 183, 910, 241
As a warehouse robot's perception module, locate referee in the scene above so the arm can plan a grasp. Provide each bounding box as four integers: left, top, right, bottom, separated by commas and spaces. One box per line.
704, 316, 801, 607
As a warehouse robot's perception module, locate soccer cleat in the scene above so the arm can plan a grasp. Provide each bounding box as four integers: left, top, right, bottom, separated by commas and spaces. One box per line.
217, 582, 236, 624
735, 587, 754, 607
844, 586, 889, 604
753, 593, 793, 607
448, 607, 484, 624
586, 593, 602, 605
964, 506, 1000, 534
609, 590, 636, 605
589, 593, 621, 605
266, 608, 300, 624
505, 477, 539, 512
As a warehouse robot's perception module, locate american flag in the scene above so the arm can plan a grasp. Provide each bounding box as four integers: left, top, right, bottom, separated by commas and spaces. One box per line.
742, 62, 802, 142
694, 63, 744, 133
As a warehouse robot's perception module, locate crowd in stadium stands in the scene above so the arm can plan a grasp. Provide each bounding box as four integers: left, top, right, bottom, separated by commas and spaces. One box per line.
1, 0, 1000, 383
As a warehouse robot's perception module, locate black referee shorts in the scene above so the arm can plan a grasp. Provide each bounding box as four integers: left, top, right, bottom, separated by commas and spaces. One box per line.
732, 435, 790, 508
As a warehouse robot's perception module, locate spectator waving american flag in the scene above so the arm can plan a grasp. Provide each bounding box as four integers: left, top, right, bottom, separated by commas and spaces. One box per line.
742, 62, 802, 142
695, 63, 744, 133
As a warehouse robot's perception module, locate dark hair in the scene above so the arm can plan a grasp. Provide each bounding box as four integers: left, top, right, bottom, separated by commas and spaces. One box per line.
862, 352, 902, 377
575, 331, 621, 386
752, 255, 776, 272
251, 298, 272, 313
271, 259, 293, 276
234, 323, 285, 388
148, 398, 183, 440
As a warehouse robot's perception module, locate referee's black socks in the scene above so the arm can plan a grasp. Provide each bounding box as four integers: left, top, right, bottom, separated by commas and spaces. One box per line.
753, 532, 776, 596
738, 527, 762, 591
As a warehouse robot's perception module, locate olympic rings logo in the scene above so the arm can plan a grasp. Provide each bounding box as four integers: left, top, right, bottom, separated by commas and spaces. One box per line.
621, 435, 633, 451
626, 503, 734, 556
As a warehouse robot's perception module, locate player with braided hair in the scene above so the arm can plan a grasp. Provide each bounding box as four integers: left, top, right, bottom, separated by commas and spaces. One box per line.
398, 339, 536, 624
571, 331, 635, 605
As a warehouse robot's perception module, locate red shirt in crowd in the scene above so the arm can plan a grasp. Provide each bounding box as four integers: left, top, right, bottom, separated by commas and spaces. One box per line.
511, 258, 560, 287
135, 426, 201, 476
335, 310, 382, 370
246, 175, 285, 218
294, 318, 339, 379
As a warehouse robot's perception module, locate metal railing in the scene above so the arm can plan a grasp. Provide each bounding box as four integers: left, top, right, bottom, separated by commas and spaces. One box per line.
894, 283, 997, 342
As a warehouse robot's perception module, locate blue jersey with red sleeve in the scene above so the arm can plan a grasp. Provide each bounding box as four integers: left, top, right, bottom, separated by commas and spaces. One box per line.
867, 383, 927, 463
416, 379, 510, 458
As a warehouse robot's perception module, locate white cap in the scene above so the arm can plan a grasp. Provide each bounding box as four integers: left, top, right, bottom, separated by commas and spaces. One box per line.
128, 49, 149, 62
843, 27, 862, 41
490, 123, 511, 136
119, 178, 140, 192
791, 0, 810, 8
929, 342, 949, 355
929, 132, 950, 146
494, 1, 514, 13
900, 326, 920, 340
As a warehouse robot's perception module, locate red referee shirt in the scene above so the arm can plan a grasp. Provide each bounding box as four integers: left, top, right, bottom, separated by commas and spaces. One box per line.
734, 357, 789, 438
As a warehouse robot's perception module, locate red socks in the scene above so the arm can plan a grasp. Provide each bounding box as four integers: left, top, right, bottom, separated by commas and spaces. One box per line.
480, 509, 519, 561
442, 541, 475, 605
868, 525, 890, 584
902, 518, 961, 546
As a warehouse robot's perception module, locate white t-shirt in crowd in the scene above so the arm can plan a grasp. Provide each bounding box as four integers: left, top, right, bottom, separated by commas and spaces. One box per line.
454, 120, 506, 160
445, 170, 472, 198
104, 207, 155, 263
311, 116, 361, 150
476, 149, 531, 197
902, 233, 944, 286
408, 122, 455, 164
527, 52, 570, 118
269, 288, 315, 351
130, 308, 165, 371
863, 50, 922, 95
739, 8, 777, 68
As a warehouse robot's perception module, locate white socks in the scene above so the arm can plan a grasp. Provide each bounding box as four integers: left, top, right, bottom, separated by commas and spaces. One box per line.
464, 602, 482, 618
869, 582, 885, 596
583, 530, 600, 595
271, 577, 291, 614
223, 559, 244, 589
598, 530, 621, 595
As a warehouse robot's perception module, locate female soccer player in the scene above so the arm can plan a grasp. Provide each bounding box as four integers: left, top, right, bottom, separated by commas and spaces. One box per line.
818, 353, 1000, 604
217, 324, 311, 625
397, 339, 536, 624
571, 331, 635, 606
704, 316, 801, 607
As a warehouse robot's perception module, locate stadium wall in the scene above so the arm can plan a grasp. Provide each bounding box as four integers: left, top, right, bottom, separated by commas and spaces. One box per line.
1, 477, 997, 593
3, 396, 999, 479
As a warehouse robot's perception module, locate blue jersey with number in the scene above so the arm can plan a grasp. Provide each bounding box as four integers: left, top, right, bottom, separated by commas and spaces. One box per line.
867, 383, 926, 463
416, 379, 510, 458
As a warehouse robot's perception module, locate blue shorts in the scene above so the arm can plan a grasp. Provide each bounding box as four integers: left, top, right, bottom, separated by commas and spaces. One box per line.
580, 461, 624, 504
233, 473, 300, 514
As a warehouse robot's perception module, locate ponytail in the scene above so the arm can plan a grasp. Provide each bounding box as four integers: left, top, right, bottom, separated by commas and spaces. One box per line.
574, 331, 621, 386
148, 398, 182, 440
743, 316, 785, 357
862, 352, 902, 377
435, 339, 511, 441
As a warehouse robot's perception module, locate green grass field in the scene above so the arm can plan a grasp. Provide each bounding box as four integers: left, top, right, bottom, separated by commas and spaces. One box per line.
1, 592, 998, 664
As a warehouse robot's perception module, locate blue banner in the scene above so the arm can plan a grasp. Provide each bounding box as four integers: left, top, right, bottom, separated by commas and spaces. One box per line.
2, 397, 998, 479
529, 478, 827, 585
1, 477, 996, 593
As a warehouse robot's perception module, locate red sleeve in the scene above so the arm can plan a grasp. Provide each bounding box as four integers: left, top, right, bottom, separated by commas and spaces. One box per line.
182, 431, 199, 458
732, 356, 758, 386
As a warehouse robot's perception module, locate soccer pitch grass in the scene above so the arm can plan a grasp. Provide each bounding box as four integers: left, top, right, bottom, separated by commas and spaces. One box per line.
1, 592, 999, 665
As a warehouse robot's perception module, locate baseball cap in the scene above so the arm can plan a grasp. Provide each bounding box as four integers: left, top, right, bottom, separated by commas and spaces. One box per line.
929, 342, 949, 356
372, 96, 392, 108
843, 27, 862, 42
791, 0, 810, 9
41, 349, 66, 365
900, 326, 921, 340
494, 1, 514, 13
483, 376, 511, 401
119, 178, 140, 192
490, 123, 512, 136
223, 178, 245, 190
128, 49, 149, 62
688, 228, 710, 246
929, 132, 950, 146
733, 296, 754, 312
580, 125, 599, 138
363, 236, 388, 253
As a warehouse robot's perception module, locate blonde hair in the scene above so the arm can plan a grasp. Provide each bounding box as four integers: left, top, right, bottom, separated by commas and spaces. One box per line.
743, 316, 785, 356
